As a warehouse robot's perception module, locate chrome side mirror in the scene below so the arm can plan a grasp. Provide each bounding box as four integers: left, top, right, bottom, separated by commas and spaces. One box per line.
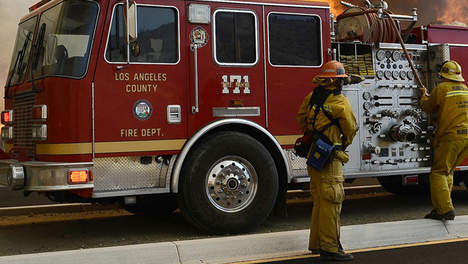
124, 0, 139, 60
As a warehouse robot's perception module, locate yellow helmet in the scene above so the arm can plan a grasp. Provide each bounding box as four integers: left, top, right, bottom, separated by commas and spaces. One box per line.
439, 60, 465, 82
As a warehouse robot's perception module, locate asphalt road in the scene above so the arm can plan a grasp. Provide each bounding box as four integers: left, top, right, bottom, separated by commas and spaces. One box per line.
0, 187, 53, 207
244, 239, 468, 264
1, 183, 468, 257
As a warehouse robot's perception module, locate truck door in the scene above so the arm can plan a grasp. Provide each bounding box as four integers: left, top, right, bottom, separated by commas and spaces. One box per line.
93, 0, 187, 156
186, 2, 266, 133
263, 6, 330, 136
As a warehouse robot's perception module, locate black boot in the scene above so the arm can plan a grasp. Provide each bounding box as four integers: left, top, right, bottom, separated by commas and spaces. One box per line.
441, 210, 456, 220
425, 209, 456, 220
319, 249, 354, 261
425, 209, 443, 220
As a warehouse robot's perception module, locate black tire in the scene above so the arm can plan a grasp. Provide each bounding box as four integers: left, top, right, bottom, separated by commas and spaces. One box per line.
125, 194, 177, 216
377, 175, 405, 194
463, 173, 468, 191
178, 131, 279, 234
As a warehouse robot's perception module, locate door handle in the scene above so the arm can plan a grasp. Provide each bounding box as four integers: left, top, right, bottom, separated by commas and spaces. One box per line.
191, 43, 200, 114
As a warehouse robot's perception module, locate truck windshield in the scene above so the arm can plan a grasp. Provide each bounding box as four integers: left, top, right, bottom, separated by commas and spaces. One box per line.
6, 17, 37, 87
32, 0, 99, 79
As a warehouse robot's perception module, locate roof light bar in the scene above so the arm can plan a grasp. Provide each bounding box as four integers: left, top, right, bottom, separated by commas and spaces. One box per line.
29, 0, 53, 12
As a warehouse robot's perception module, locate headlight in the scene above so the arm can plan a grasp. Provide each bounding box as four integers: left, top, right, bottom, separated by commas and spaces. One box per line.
32, 125, 47, 141
1, 126, 13, 140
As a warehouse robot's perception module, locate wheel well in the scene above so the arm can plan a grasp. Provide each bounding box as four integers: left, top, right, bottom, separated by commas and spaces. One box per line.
179, 123, 288, 207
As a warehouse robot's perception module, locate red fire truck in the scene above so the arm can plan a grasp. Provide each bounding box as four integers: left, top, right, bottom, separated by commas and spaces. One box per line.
1, 0, 468, 234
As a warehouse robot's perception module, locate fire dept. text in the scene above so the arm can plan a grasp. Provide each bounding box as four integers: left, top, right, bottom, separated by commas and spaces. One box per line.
120, 128, 162, 138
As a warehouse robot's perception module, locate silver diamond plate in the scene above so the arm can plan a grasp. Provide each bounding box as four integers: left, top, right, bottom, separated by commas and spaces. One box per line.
428, 44, 450, 91
285, 149, 308, 178
93, 156, 167, 192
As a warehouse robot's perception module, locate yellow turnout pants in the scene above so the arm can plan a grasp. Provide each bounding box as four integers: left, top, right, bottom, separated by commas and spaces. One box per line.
430, 139, 468, 215
308, 159, 344, 253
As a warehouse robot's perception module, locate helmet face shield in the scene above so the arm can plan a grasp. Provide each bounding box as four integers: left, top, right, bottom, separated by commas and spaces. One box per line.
316, 60, 349, 79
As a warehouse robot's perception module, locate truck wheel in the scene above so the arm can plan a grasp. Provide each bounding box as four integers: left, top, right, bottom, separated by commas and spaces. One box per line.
178, 131, 279, 234
377, 176, 405, 194
463, 173, 468, 191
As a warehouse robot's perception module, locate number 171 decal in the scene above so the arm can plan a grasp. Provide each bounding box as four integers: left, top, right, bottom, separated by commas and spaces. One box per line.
221, 75, 250, 94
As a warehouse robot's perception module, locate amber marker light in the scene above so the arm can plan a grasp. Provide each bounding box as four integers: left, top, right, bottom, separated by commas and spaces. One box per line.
230, 99, 244, 107
1, 110, 13, 125
69, 170, 89, 184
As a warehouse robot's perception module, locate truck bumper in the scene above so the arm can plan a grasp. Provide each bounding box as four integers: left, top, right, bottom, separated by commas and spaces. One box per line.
0, 160, 94, 191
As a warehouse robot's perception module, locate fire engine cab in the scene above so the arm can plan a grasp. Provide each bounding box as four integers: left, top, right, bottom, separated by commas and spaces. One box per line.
1, 0, 468, 234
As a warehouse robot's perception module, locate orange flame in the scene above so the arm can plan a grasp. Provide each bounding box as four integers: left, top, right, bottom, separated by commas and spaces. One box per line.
327, 0, 346, 18
436, 0, 468, 26
324, 0, 467, 27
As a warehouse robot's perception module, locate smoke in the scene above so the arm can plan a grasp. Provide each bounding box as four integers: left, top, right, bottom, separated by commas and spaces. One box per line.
0, 0, 36, 111
331, 0, 468, 26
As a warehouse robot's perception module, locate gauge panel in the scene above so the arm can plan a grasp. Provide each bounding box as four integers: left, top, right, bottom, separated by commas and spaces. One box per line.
376, 71, 384, 79
376, 50, 386, 61
392, 51, 401, 62
384, 70, 392, 79
400, 71, 407, 79
385, 50, 392, 59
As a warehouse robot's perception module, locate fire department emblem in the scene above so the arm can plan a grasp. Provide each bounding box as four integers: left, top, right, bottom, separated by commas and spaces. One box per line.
190, 27, 209, 47
133, 100, 153, 120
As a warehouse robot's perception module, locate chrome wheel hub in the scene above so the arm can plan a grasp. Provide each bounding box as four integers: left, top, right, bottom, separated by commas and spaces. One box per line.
206, 156, 258, 213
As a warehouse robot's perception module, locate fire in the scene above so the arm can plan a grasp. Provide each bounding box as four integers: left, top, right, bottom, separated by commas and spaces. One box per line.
327, 0, 346, 18
316, 0, 468, 27
436, 0, 468, 26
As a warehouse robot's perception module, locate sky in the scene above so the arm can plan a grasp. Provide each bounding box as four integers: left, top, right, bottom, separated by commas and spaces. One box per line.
0, 0, 36, 111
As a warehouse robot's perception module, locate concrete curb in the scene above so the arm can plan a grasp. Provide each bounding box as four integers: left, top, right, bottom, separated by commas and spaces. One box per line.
1, 216, 467, 264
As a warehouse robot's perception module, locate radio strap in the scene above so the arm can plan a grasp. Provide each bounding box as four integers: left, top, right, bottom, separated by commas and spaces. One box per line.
309, 89, 345, 148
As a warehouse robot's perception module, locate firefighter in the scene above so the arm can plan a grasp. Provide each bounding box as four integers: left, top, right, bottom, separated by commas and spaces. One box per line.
296, 60, 358, 261
419, 60, 468, 221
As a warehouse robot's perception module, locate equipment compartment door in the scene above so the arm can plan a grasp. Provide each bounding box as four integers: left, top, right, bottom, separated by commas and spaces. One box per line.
93, 0, 188, 156
186, 2, 266, 134
342, 89, 361, 172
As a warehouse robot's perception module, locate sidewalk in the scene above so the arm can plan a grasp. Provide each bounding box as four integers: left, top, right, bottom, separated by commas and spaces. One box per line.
1, 216, 467, 264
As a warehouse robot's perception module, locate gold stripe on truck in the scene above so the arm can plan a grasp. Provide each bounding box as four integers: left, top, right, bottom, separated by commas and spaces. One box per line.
34, 135, 299, 155
95, 139, 186, 153
36, 143, 93, 155
36, 139, 186, 155
275, 135, 302, 145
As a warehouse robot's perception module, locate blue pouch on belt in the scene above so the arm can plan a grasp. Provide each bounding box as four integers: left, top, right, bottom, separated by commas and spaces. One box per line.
306, 138, 335, 171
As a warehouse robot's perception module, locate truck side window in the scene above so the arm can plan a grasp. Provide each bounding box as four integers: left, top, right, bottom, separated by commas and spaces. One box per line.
7, 16, 37, 87
214, 10, 257, 65
268, 13, 322, 66
32, 0, 99, 79
106, 5, 179, 64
